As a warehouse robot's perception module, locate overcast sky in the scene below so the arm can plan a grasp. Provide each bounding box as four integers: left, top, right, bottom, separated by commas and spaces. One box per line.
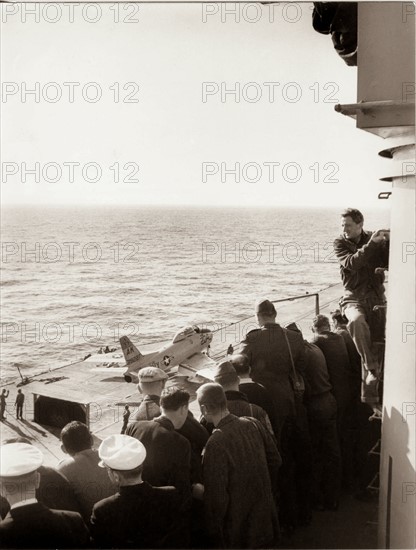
1, 2, 391, 208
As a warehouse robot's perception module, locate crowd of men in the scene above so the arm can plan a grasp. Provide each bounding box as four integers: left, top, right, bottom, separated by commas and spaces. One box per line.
0, 208, 389, 548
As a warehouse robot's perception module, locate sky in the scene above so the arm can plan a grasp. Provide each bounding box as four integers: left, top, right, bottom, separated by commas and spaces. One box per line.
0, 2, 393, 208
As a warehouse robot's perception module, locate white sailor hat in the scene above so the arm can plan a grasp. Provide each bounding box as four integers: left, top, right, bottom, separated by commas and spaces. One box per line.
138, 367, 168, 382
98, 434, 146, 470
0, 443, 43, 478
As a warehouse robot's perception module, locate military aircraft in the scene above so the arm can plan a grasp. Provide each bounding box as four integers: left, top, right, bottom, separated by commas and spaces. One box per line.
84, 325, 216, 383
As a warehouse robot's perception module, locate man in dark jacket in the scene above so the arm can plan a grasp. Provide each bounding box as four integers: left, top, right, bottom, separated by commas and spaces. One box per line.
202, 361, 274, 437
230, 353, 279, 437
126, 387, 192, 502
240, 299, 306, 441
196, 383, 281, 549
0, 443, 89, 549
91, 434, 185, 548
311, 314, 355, 490
334, 208, 389, 411
302, 337, 342, 509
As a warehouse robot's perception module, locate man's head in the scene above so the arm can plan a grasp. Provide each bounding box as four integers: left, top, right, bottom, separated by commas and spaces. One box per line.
98, 434, 146, 486
255, 299, 277, 327
196, 383, 228, 426
0, 443, 43, 504
341, 208, 364, 240
160, 386, 189, 429
137, 367, 168, 397
229, 354, 251, 378
60, 421, 93, 456
330, 309, 348, 329
214, 361, 239, 391
311, 314, 331, 334
17, 389, 22, 394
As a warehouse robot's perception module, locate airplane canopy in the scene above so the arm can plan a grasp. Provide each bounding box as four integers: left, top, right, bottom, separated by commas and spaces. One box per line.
172, 326, 197, 343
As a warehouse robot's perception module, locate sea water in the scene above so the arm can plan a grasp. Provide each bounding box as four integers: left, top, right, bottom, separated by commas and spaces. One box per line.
0, 206, 390, 382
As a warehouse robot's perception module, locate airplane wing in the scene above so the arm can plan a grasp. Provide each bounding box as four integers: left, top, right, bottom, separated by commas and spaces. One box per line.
178, 352, 217, 381
90, 367, 126, 374
84, 353, 125, 364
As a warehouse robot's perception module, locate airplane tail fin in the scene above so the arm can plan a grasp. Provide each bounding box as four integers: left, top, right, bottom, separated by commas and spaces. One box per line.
120, 335, 143, 365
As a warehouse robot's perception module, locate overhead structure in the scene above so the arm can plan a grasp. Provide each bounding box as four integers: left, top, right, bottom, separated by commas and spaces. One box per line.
334, 3, 415, 549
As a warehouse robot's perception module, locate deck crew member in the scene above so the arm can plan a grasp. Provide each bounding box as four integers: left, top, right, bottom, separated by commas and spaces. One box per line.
0, 389, 10, 421
196, 383, 281, 549
120, 405, 130, 434
333, 208, 389, 412
14, 390, 24, 420
91, 435, 185, 548
57, 421, 117, 521
0, 442, 89, 548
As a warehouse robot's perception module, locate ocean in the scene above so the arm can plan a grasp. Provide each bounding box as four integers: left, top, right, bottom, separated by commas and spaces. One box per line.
0, 206, 390, 383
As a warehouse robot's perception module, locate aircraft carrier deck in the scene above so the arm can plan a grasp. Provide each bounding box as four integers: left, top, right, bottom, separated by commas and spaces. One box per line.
0, 282, 379, 548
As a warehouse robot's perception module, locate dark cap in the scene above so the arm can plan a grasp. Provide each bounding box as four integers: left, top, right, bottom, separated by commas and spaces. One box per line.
255, 299, 276, 316
285, 322, 302, 334
214, 361, 238, 384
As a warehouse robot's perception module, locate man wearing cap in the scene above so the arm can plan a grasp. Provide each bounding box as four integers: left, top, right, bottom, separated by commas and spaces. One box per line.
203, 361, 274, 438
57, 421, 117, 521
130, 367, 168, 422
196, 383, 281, 549
91, 434, 184, 548
0, 443, 89, 548
240, 299, 306, 440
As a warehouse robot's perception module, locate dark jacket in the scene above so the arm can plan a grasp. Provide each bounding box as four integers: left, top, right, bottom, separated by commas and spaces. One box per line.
201, 391, 274, 438
239, 379, 279, 436
312, 331, 352, 409
333, 230, 389, 301
126, 416, 192, 501
177, 411, 209, 483
0, 502, 89, 549
202, 414, 281, 549
90, 482, 184, 549
240, 323, 306, 421
303, 341, 332, 399
0, 465, 81, 520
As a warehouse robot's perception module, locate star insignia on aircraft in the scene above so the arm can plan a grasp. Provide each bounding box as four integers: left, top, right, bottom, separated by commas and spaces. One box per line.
163, 355, 171, 366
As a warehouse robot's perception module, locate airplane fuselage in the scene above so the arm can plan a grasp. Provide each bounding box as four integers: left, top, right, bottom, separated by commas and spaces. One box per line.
124, 329, 213, 382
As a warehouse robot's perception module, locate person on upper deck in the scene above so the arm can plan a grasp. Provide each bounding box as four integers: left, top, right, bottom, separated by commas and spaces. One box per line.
333, 208, 389, 412
91, 435, 185, 548
230, 353, 279, 437
196, 383, 281, 549
331, 309, 362, 400
289, 325, 341, 511
0, 443, 89, 549
200, 361, 275, 438
240, 299, 306, 442
57, 421, 117, 522
126, 387, 192, 503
